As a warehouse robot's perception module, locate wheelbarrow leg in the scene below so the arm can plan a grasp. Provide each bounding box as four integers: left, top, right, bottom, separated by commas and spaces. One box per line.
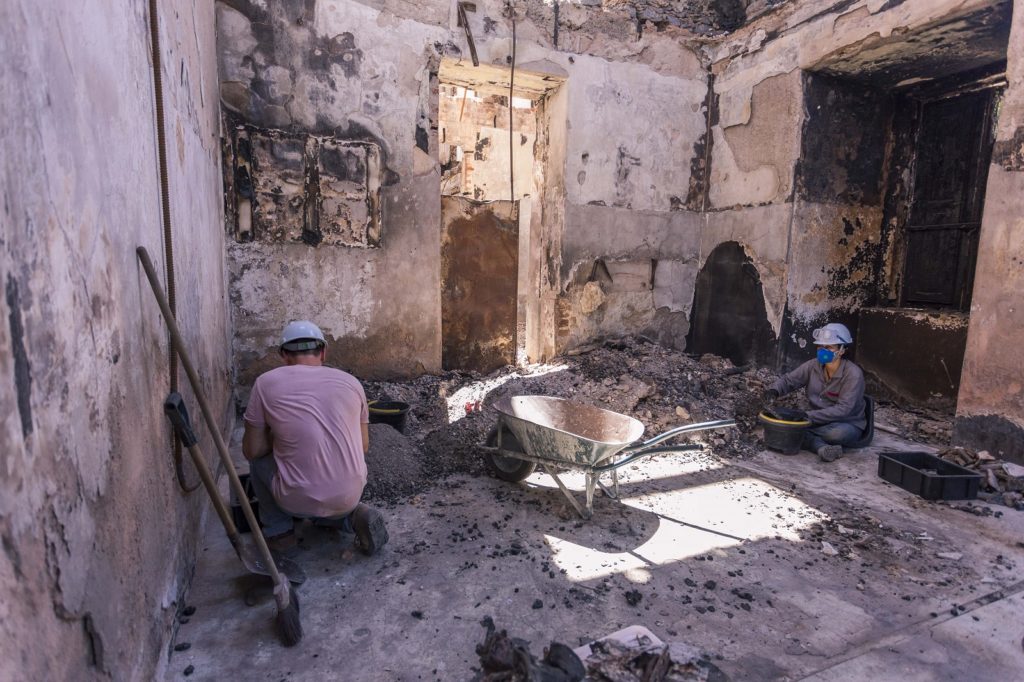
596, 472, 620, 501
543, 465, 590, 519
585, 474, 598, 517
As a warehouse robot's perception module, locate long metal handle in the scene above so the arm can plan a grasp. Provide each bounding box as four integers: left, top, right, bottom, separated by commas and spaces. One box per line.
592, 444, 705, 472
623, 419, 737, 453
137, 246, 284, 588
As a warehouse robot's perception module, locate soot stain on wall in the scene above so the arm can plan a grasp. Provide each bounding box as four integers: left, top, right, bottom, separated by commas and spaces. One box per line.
681, 72, 717, 211
826, 218, 885, 303
796, 72, 888, 204
954, 414, 1024, 464
6, 274, 33, 438
991, 126, 1024, 171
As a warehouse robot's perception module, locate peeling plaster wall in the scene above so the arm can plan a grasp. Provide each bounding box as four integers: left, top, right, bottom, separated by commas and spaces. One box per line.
956, 0, 1024, 463
218, 0, 713, 377
219, 0, 448, 393
219, 0, 1017, 382
555, 48, 708, 351
0, 1, 230, 679
702, 0, 997, 369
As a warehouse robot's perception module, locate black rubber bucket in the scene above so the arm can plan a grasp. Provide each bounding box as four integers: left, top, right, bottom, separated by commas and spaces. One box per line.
758, 408, 811, 455
368, 400, 411, 434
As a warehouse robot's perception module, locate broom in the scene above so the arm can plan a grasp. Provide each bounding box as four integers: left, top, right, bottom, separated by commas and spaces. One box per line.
137, 246, 301, 646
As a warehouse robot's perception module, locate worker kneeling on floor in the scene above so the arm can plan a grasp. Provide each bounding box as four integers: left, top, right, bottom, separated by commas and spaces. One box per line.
764, 322, 866, 462
242, 320, 389, 555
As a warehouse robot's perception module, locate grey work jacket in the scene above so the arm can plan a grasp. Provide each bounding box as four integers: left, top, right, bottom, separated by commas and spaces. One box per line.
771, 359, 866, 429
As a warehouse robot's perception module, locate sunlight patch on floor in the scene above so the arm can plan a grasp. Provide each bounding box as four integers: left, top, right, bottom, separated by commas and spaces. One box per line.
543, 476, 828, 583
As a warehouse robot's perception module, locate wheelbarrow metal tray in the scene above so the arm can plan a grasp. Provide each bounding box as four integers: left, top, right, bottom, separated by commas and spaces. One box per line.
492, 395, 645, 468
877, 450, 981, 501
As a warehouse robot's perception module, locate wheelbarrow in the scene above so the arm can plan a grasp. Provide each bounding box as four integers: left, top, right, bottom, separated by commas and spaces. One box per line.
481, 395, 736, 519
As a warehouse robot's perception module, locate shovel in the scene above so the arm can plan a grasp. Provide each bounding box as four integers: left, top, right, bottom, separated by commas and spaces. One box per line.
138, 245, 302, 646
163, 392, 306, 586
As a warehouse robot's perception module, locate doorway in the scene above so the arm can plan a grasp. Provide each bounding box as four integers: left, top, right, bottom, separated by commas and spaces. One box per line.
901, 89, 998, 311
436, 59, 565, 372
440, 197, 519, 372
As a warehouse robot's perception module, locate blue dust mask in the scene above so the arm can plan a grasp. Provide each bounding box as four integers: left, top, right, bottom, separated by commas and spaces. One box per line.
817, 347, 836, 365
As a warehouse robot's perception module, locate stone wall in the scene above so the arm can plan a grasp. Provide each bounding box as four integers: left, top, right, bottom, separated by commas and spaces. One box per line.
956, 0, 1024, 462
0, 0, 230, 679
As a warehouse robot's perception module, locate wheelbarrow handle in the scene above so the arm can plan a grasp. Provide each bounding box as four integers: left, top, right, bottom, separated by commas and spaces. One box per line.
625, 418, 737, 452
592, 443, 705, 472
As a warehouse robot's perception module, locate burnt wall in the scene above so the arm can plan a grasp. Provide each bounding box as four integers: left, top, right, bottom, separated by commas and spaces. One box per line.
219, 0, 446, 392
217, 0, 713, 375
857, 309, 968, 407
779, 71, 889, 369
0, 1, 231, 679
955, 0, 1024, 463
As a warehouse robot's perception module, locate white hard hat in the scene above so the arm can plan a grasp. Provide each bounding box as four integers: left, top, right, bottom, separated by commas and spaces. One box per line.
812, 323, 853, 346
281, 320, 326, 350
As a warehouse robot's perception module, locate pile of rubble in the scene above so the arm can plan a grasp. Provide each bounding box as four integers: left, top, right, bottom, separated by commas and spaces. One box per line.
938, 446, 1024, 510
874, 403, 953, 445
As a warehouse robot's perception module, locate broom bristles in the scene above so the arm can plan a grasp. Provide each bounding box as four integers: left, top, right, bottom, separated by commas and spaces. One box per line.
275, 583, 302, 646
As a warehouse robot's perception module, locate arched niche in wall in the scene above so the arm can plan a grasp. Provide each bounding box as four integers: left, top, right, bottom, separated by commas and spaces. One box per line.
686, 241, 776, 367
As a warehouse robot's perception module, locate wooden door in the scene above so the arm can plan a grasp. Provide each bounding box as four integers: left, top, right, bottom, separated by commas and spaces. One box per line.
440, 196, 518, 373
902, 90, 997, 309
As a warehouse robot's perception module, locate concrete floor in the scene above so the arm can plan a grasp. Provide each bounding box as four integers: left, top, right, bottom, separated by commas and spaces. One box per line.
166, 431, 1024, 681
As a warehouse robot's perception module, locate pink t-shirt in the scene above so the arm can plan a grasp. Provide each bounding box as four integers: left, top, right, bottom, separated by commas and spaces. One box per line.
244, 365, 368, 518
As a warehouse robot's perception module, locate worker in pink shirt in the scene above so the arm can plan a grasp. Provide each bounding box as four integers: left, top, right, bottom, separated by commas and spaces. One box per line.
242, 320, 388, 555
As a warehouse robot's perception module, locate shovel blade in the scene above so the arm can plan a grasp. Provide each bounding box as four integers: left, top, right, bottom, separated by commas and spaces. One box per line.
235, 537, 307, 585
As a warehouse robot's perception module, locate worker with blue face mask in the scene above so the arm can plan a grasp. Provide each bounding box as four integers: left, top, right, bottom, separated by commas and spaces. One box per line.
764, 323, 867, 462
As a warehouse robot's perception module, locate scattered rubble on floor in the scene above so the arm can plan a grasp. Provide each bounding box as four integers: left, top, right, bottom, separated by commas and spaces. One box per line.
581, 638, 728, 682
472, 617, 729, 682
362, 337, 773, 502
938, 446, 1024, 510
874, 403, 953, 445
473, 616, 585, 682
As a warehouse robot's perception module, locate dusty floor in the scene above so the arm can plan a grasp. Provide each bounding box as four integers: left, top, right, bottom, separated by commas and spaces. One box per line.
165, 345, 1024, 680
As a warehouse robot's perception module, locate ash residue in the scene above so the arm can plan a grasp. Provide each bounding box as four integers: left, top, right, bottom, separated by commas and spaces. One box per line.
362, 423, 423, 502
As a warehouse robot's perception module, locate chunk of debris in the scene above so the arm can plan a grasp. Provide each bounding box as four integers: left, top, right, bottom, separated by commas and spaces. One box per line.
474, 617, 584, 681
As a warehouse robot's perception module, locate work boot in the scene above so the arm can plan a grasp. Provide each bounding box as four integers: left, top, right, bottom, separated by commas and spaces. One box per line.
818, 445, 844, 462
265, 530, 297, 552
352, 504, 389, 556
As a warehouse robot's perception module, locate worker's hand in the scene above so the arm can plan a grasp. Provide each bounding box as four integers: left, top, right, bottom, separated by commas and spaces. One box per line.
762, 388, 779, 409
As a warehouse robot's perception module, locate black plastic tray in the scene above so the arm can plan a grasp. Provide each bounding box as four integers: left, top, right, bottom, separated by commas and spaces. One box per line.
877, 451, 981, 501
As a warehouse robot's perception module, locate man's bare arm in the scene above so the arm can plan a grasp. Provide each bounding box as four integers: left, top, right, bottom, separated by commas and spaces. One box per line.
361, 422, 369, 454
242, 422, 273, 461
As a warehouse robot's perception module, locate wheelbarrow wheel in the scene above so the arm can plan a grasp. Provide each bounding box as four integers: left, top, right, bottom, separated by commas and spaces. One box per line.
485, 425, 536, 483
